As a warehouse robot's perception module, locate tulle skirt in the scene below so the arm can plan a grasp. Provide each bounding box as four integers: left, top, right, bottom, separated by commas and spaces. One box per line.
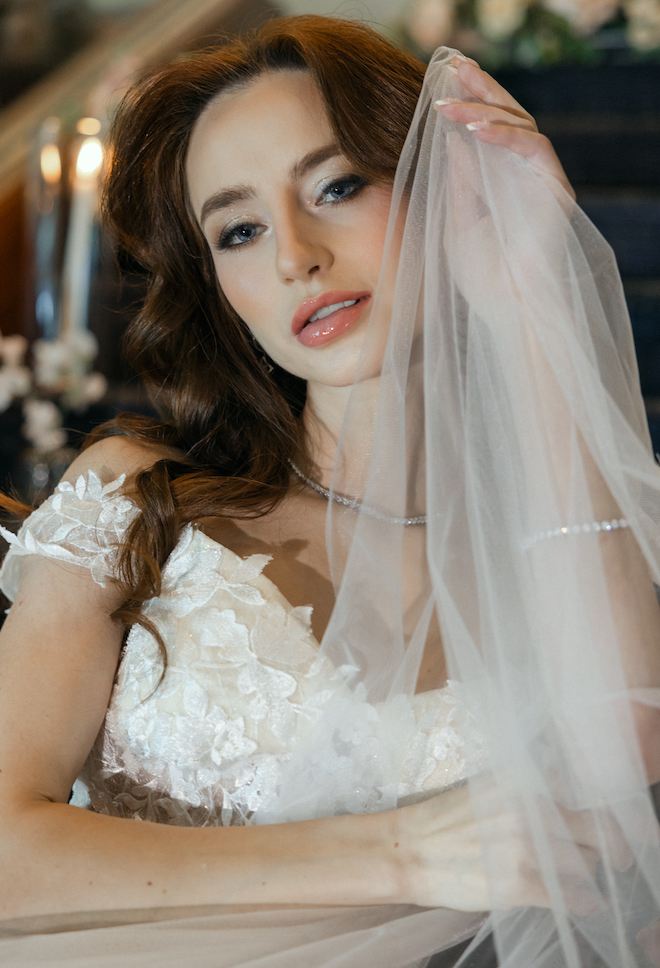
0, 903, 487, 968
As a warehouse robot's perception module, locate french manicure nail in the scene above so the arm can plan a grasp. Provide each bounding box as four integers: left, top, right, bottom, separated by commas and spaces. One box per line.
466, 121, 490, 130
434, 98, 462, 106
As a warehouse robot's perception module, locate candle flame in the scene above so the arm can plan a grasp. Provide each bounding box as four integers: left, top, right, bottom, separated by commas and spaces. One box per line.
76, 137, 104, 179
77, 117, 102, 136
40, 143, 62, 184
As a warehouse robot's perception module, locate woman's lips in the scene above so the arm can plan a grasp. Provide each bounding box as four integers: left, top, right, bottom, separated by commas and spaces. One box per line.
294, 293, 371, 348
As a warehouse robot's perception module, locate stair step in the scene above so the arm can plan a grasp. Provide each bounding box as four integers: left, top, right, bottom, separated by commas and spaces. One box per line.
493, 64, 660, 116
625, 281, 660, 396
543, 118, 660, 187
577, 191, 660, 277
492, 64, 660, 186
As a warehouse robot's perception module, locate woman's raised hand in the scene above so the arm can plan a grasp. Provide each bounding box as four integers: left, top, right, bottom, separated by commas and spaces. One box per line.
434, 55, 575, 201
429, 54, 578, 335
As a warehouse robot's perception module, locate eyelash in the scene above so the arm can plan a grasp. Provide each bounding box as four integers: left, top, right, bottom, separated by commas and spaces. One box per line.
214, 174, 368, 252
315, 173, 367, 206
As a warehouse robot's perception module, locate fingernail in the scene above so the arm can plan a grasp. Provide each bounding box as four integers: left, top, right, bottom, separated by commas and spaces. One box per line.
452, 53, 479, 66
434, 98, 462, 106
466, 121, 491, 130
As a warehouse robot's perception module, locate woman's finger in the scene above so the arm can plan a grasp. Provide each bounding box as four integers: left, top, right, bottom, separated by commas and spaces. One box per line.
440, 55, 575, 199
459, 122, 575, 200
434, 100, 536, 132
560, 806, 634, 873
451, 56, 535, 125
638, 920, 660, 967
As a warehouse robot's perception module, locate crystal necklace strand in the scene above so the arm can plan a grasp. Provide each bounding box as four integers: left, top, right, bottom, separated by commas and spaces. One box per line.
289, 461, 628, 538
288, 459, 427, 527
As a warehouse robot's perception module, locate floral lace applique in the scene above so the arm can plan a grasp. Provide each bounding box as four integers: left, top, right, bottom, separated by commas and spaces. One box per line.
1, 470, 485, 828
0, 471, 138, 596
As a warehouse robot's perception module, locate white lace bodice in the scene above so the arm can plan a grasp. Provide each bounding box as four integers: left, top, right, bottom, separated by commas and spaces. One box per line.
0, 472, 484, 827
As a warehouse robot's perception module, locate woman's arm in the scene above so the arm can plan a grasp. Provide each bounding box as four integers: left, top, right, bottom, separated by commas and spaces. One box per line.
1, 437, 596, 920
0, 438, 402, 919
0, 569, 398, 918
0, 554, 596, 920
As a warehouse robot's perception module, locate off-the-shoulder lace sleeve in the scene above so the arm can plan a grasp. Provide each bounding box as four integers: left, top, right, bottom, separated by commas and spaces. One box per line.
0, 471, 140, 600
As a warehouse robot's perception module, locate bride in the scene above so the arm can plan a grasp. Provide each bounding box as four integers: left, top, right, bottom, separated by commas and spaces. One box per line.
1, 15, 660, 968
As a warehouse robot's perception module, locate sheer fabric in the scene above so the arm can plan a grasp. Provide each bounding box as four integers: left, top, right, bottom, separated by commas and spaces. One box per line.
313, 47, 660, 967
2, 46, 660, 968
0, 473, 137, 590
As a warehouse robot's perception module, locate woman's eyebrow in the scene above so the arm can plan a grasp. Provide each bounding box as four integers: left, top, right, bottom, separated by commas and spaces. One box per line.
201, 186, 254, 227
199, 143, 342, 228
289, 142, 341, 181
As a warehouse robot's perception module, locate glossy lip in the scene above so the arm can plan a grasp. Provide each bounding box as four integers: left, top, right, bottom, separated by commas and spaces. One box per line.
292, 290, 371, 336
296, 298, 371, 348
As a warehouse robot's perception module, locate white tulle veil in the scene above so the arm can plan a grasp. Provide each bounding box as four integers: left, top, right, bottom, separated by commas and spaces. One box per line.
3, 46, 660, 968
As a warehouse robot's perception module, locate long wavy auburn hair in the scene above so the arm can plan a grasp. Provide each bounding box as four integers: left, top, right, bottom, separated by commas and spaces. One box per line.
3, 16, 426, 656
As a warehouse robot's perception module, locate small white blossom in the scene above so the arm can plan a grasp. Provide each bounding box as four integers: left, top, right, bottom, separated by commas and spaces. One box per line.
81, 371, 108, 405
624, 0, 660, 47
0, 333, 31, 412
0, 372, 13, 413
33, 331, 100, 391
22, 398, 67, 452
407, 0, 456, 51
65, 371, 108, 410
0, 364, 31, 407
477, 0, 529, 39
0, 334, 28, 368
67, 329, 99, 367
543, 0, 618, 33
32, 339, 70, 389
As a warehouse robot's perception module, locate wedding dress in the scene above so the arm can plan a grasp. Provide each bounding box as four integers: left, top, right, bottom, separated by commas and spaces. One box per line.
0, 471, 488, 968
1, 41, 660, 968
0, 471, 485, 827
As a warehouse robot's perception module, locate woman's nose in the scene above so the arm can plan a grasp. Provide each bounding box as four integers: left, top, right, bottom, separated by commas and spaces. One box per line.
274, 208, 333, 283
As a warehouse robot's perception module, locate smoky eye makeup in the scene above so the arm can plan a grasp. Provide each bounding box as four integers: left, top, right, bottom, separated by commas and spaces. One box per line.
215, 220, 264, 251
212, 171, 370, 253
314, 173, 367, 205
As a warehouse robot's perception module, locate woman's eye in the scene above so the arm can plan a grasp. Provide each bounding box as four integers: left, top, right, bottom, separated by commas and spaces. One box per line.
317, 175, 367, 205
216, 222, 262, 251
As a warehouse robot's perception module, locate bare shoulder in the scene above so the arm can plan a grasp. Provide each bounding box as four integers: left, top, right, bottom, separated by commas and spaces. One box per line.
61, 435, 182, 487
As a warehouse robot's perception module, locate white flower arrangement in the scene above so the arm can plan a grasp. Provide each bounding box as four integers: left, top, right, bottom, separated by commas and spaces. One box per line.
402, 0, 660, 61
624, 0, 660, 48
0, 329, 107, 454
22, 399, 68, 453
0, 336, 31, 413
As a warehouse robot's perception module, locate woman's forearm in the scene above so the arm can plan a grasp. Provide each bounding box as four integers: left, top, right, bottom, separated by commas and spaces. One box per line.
0, 799, 403, 921
0, 554, 406, 921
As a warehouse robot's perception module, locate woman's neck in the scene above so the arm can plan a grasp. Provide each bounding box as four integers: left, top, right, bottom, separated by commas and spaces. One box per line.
303, 377, 381, 487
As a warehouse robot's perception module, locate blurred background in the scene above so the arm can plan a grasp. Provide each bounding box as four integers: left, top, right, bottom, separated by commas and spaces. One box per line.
0, 0, 658, 503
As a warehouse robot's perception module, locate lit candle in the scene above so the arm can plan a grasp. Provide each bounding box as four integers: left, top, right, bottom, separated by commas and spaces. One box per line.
59, 118, 104, 336
33, 117, 63, 340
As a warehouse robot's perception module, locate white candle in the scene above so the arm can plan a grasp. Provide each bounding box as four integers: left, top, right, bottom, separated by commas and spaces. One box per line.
33, 117, 63, 340
59, 122, 104, 337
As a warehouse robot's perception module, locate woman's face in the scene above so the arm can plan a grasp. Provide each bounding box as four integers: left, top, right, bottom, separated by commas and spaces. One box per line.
186, 70, 393, 388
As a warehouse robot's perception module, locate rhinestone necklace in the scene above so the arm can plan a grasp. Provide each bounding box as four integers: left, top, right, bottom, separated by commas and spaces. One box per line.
288, 459, 427, 527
